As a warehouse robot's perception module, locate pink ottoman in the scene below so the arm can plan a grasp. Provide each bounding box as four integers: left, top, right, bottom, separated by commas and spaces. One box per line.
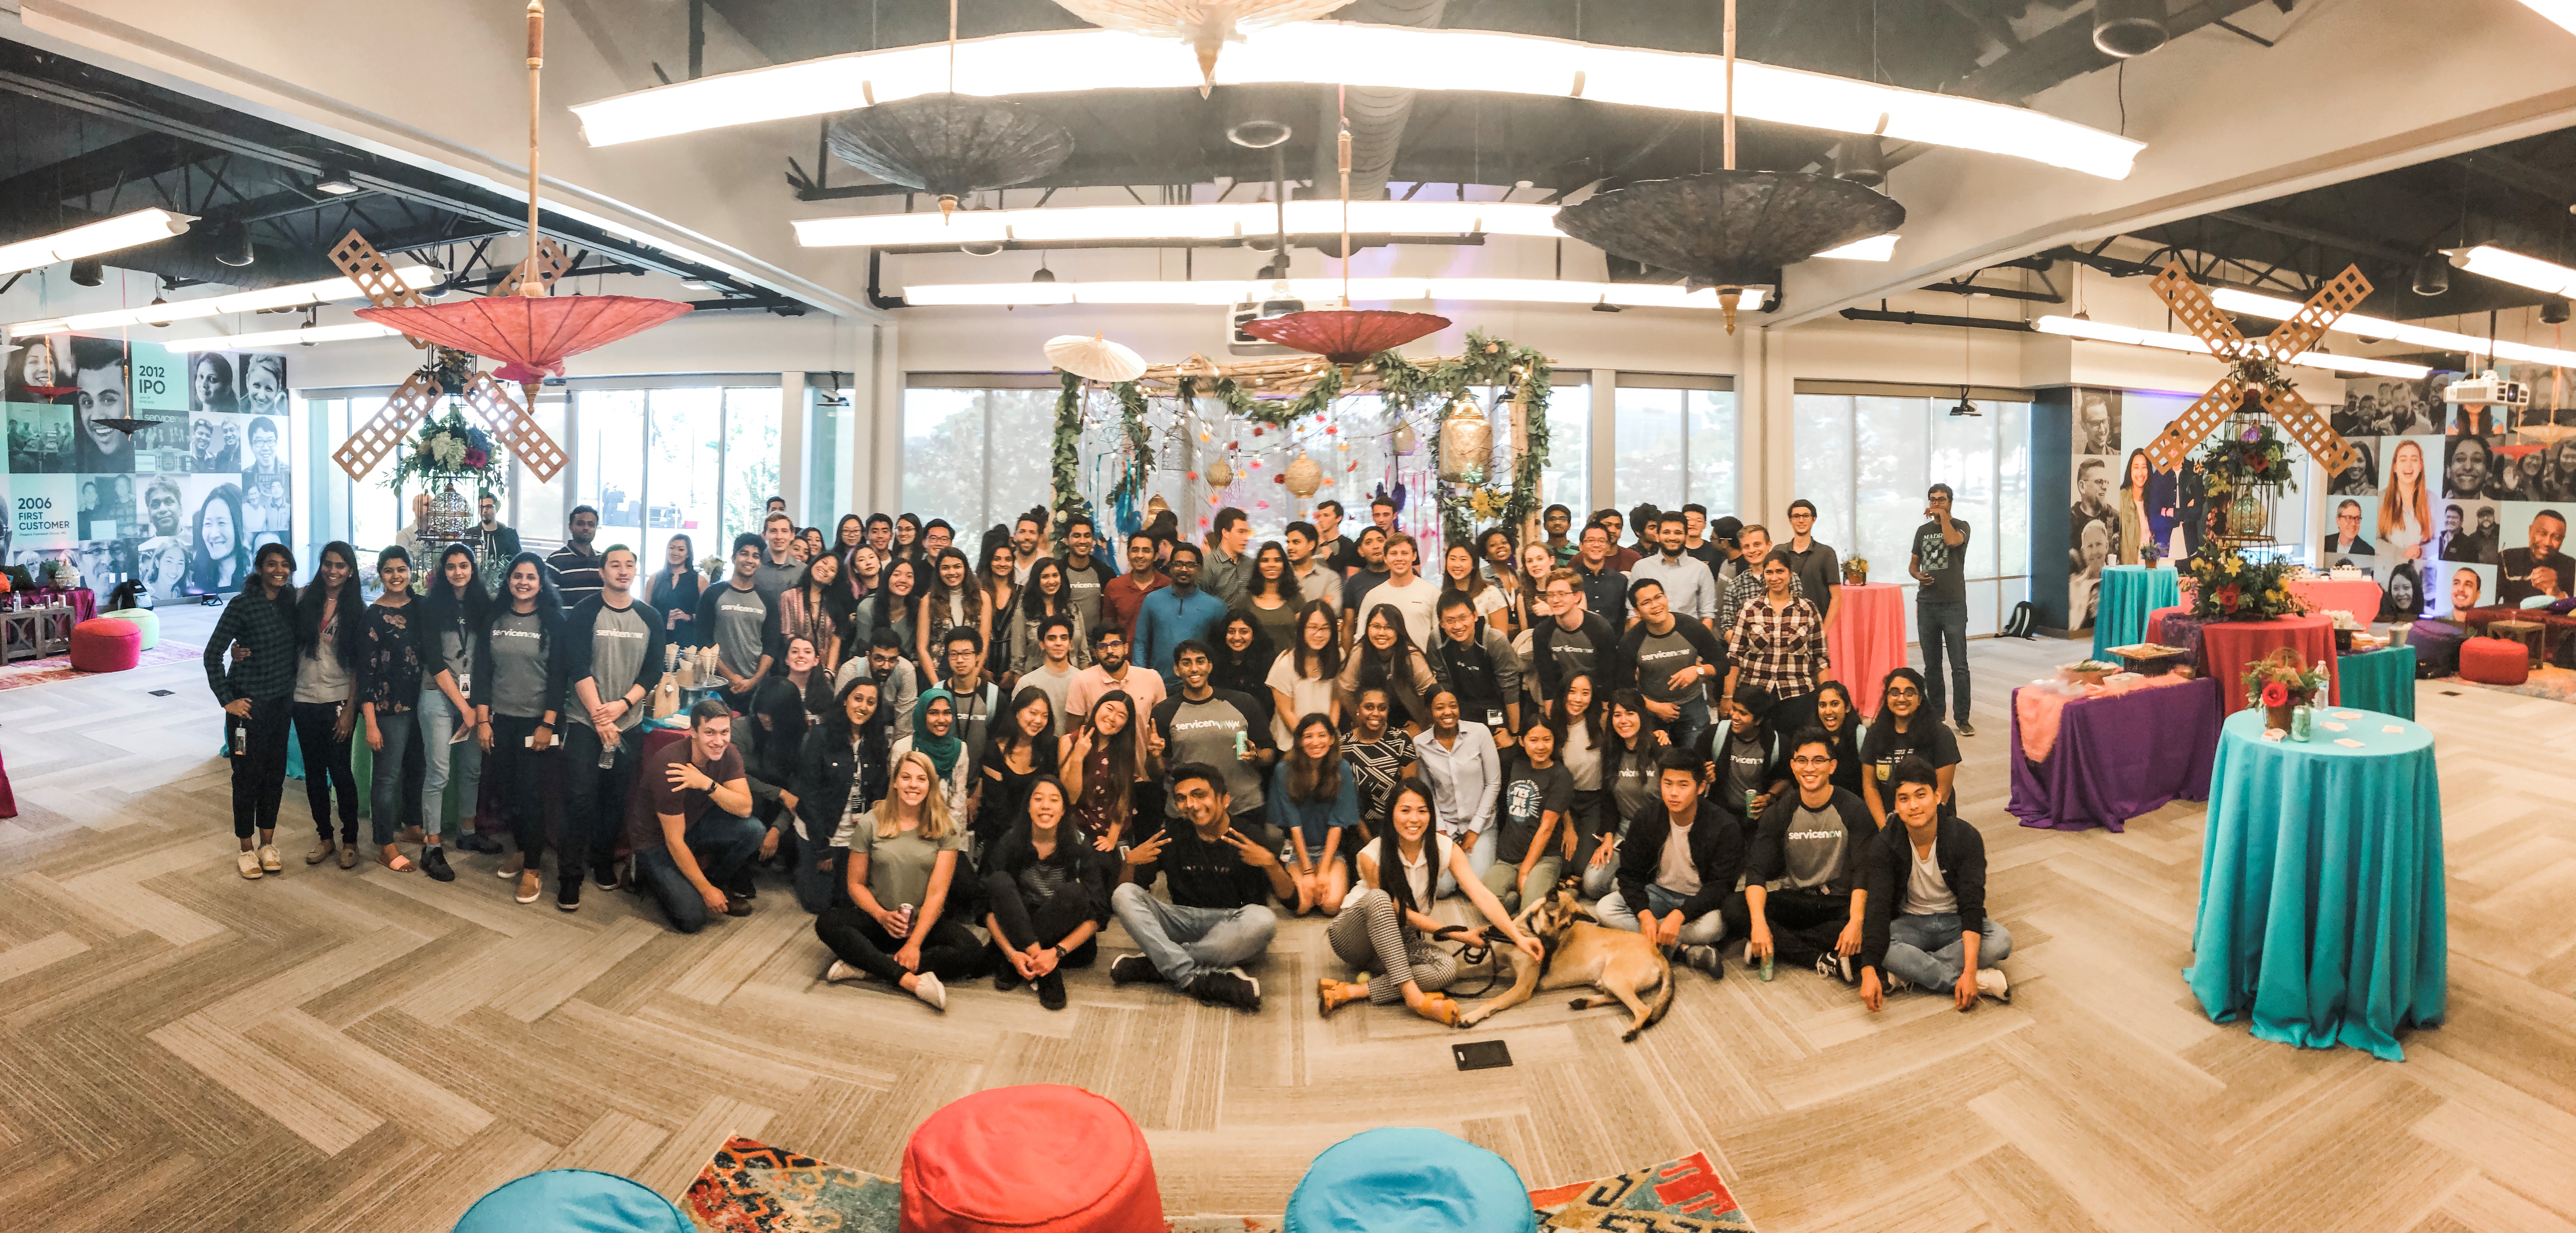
900, 1085, 1161, 1233
69, 617, 140, 673
2459, 636, 2529, 686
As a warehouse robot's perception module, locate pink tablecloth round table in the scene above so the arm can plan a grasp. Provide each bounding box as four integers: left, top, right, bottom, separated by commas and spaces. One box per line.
2290, 576, 2384, 622
1827, 582, 1908, 716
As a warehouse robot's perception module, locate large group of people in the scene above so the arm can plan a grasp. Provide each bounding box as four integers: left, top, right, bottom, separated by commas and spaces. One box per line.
204, 488, 2005, 1022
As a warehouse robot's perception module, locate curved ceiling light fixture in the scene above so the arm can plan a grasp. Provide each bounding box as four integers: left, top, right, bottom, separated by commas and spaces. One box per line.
572, 24, 2142, 179
900, 277, 1773, 312
1050, 0, 1350, 97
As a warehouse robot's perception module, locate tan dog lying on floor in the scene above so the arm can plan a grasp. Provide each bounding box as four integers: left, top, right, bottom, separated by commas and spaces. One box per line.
1458, 886, 1675, 1042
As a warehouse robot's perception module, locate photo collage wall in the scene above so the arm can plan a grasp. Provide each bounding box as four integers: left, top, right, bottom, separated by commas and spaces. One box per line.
2065, 387, 2204, 631
2325, 373, 2576, 620
4, 334, 290, 600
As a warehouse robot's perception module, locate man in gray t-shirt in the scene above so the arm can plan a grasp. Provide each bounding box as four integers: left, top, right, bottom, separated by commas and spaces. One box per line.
590, 603, 654, 733
1150, 642, 1278, 826
1908, 484, 1975, 732
697, 534, 778, 705
753, 512, 802, 600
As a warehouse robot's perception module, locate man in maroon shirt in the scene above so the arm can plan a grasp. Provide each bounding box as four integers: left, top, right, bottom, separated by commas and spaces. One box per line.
636, 699, 763, 933
1099, 529, 1169, 641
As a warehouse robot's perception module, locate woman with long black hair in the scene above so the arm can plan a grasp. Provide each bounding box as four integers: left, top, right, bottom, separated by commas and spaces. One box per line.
415, 543, 489, 881
1335, 602, 1440, 732
1209, 612, 1276, 716
980, 776, 1109, 1011
474, 551, 564, 903
917, 547, 986, 671
1858, 667, 1960, 826
1810, 680, 1867, 798
1316, 779, 1545, 1026
1059, 688, 1148, 852
648, 533, 702, 647
1008, 558, 1090, 684
292, 541, 365, 869
1582, 688, 1668, 899
777, 555, 845, 670
972, 686, 1062, 863
1265, 600, 1342, 747
794, 675, 889, 914
860, 556, 920, 666
205, 542, 299, 878
358, 546, 425, 874
1269, 713, 1359, 916
1235, 541, 1301, 652
832, 515, 866, 572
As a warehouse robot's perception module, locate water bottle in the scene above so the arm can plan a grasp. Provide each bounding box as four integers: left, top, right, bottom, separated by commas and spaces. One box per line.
597, 733, 617, 769
227, 714, 247, 757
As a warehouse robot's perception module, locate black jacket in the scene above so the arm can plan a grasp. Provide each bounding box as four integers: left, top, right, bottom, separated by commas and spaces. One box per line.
560, 594, 667, 705
983, 821, 1114, 925
1530, 611, 1620, 705
793, 721, 888, 846
1858, 815, 1991, 975
1613, 797, 1747, 921
1747, 787, 1878, 894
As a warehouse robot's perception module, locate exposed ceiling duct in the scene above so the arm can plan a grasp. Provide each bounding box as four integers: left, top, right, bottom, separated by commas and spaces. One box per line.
1309, 0, 1449, 204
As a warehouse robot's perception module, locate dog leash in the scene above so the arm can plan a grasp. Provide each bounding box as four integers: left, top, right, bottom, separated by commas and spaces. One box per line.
1433, 925, 1511, 998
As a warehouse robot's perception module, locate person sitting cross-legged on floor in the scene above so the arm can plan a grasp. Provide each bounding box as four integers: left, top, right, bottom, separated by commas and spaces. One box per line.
1858, 755, 2011, 1012
816, 750, 991, 1011
981, 775, 1111, 1011
1595, 748, 1744, 978
636, 699, 767, 933
1724, 726, 1878, 983
1108, 761, 1292, 1011
1317, 779, 1546, 1026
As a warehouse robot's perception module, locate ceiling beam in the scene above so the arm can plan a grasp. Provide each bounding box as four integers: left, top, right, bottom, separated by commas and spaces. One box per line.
2204, 208, 2420, 263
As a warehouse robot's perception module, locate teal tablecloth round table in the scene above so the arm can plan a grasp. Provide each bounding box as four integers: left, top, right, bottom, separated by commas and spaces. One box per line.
2186, 708, 2445, 1060
2091, 565, 2183, 658
2334, 644, 2417, 719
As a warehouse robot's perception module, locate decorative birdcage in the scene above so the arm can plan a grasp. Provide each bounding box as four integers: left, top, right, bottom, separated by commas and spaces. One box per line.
2200, 401, 2292, 552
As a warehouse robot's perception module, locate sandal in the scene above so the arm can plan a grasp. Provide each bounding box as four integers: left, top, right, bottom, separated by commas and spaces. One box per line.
379, 848, 415, 874
1412, 994, 1462, 1028
236, 851, 264, 880
1317, 977, 1368, 1017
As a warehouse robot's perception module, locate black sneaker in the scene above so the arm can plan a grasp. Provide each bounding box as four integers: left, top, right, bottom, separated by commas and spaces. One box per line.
1036, 969, 1067, 1011
1108, 954, 1165, 986
1815, 952, 1856, 985
995, 966, 1026, 993
1680, 945, 1722, 977
457, 833, 505, 855
592, 861, 620, 891
1956, 720, 1978, 738
1184, 967, 1261, 1011
421, 846, 455, 882
556, 878, 582, 912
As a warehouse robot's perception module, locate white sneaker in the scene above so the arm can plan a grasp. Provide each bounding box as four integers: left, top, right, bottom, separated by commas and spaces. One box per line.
912, 971, 947, 1011
823, 960, 861, 984
1974, 967, 2011, 1004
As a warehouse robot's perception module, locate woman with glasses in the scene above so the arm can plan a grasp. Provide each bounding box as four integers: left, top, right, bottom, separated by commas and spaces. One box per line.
1857, 667, 1959, 827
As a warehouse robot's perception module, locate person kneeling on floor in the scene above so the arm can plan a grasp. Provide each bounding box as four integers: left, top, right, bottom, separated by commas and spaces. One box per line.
1858, 755, 2011, 1011
638, 699, 766, 933
1727, 727, 1877, 983
1595, 749, 1744, 978
1109, 762, 1292, 1011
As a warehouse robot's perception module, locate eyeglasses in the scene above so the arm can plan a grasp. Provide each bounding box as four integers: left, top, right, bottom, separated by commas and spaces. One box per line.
1789, 755, 1832, 766
1885, 685, 1922, 697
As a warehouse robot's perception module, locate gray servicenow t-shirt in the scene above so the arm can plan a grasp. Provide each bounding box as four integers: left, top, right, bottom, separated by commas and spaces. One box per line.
1159, 691, 1266, 811
1633, 625, 1705, 705
488, 608, 549, 718
708, 583, 771, 678
591, 601, 653, 730
1780, 803, 1850, 891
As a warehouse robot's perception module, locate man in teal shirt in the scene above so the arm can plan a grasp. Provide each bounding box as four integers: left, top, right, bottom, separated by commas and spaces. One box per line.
1133, 542, 1229, 690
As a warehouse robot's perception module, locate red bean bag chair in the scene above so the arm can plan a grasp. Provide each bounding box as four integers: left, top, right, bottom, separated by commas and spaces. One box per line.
900, 1085, 1162, 1233
2459, 636, 2530, 686
69, 617, 140, 673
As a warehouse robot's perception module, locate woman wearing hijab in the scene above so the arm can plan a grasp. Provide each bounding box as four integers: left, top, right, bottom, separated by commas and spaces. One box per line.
896, 687, 977, 821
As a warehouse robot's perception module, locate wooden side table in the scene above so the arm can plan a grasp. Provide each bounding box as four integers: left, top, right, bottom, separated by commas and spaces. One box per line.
0, 606, 70, 663
2486, 618, 2546, 667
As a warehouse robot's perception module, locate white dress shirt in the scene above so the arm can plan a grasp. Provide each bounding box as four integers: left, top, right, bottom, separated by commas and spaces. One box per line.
1414, 720, 1500, 837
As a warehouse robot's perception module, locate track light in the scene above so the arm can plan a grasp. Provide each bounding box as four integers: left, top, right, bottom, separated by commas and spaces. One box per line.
313, 167, 362, 195
214, 219, 256, 268
2411, 249, 2451, 297
1832, 136, 1886, 188
1225, 119, 1292, 149
2093, 0, 2169, 57
2546, 298, 2572, 324
69, 257, 103, 286
1031, 264, 1056, 283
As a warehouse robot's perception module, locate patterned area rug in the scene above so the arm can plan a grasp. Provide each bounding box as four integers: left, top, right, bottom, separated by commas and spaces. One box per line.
2460, 664, 2576, 705
0, 642, 202, 692
682, 1137, 1753, 1233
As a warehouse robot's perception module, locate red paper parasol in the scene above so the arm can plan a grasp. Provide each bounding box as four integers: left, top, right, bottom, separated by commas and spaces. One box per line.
356, 294, 692, 383
1242, 309, 1449, 365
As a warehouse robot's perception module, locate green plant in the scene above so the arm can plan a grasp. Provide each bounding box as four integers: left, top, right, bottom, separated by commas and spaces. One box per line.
2241, 648, 2328, 710
385, 404, 505, 494
2195, 419, 2297, 504
2183, 540, 2307, 622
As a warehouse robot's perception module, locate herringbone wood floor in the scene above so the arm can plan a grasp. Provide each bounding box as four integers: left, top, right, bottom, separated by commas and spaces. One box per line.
3, 619, 2573, 1232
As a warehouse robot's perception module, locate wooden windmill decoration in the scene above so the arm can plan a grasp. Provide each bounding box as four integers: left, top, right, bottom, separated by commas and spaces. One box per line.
326, 231, 571, 483
2143, 259, 2369, 475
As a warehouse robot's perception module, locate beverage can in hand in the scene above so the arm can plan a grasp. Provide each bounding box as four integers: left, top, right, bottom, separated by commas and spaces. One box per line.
1759, 952, 1775, 982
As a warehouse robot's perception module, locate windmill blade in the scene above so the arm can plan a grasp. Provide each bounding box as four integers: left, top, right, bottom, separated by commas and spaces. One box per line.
328, 231, 433, 350
496, 238, 570, 299
331, 371, 441, 479
2258, 386, 2358, 475
461, 371, 567, 482
2256, 264, 2373, 363
2146, 380, 2244, 471
2149, 261, 2253, 359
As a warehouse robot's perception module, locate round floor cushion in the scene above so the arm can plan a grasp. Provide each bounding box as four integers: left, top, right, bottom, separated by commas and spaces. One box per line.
101, 606, 158, 650
2460, 635, 2530, 686
450, 1169, 688, 1233
1284, 1127, 1536, 1233
900, 1084, 1161, 1232
68, 617, 140, 673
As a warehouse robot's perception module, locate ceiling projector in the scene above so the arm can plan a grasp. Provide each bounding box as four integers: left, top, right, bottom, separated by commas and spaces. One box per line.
2442, 370, 2529, 408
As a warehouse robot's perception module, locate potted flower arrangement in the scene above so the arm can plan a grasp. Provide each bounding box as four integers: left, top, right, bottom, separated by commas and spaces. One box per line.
386, 405, 506, 541
2242, 648, 2329, 731
2183, 541, 2307, 622
1843, 557, 1868, 586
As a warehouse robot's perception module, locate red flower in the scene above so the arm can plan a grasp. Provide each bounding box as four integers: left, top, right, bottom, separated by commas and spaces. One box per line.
463, 448, 488, 469
2217, 585, 2241, 610
2260, 680, 2288, 708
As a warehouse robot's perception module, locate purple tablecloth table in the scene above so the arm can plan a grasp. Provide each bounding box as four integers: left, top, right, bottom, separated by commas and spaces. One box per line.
2009, 675, 2225, 832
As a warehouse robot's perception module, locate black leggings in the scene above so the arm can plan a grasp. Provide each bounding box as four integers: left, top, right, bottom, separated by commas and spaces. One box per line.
290, 701, 359, 844
484, 713, 555, 868
814, 903, 990, 984
981, 870, 1102, 968
227, 696, 292, 839
1720, 887, 1855, 967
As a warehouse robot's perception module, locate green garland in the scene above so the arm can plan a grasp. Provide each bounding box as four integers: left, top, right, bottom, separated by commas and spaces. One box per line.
1048, 369, 1087, 548
1105, 380, 1152, 516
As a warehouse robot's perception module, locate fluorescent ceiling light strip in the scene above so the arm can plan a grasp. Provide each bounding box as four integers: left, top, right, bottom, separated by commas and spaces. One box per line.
2518, 0, 2576, 36
0, 208, 196, 276
2033, 315, 2431, 379
2447, 245, 2576, 298
7, 265, 441, 335
1813, 234, 1898, 262
576, 23, 2140, 178
2209, 287, 2576, 368
901, 277, 1770, 311
796, 200, 1568, 248
163, 323, 405, 352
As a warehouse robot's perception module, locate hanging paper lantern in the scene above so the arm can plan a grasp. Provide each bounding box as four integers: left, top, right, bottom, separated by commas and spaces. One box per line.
1284, 449, 1324, 498
1393, 421, 1418, 455
1441, 399, 1492, 482
1207, 458, 1235, 487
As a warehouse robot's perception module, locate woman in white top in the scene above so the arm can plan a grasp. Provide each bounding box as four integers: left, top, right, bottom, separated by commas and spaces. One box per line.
1317, 779, 1544, 1026
1265, 600, 1343, 746
1440, 542, 1508, 634
1554, 669, 1609, 889
1412, 688, 1500, 897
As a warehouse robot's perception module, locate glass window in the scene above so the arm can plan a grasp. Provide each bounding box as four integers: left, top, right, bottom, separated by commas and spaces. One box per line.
644, 387, 723, 567
1542, 381, 1588, 515
577, 389, 648, 554
902, 389, 989, 530
515, 394, 568, 545
1792, 395, 1855, 551
723, 387, 783, 547
1792, 391, 2033, 636
1612, 385, 1737, 516
346, 396, 403, 556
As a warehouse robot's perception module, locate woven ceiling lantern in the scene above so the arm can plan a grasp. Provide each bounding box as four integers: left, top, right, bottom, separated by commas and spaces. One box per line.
1283, 448, 1323, 497
1051, 0, 1349, 96
1550, 0, 1903, 333
828, 96, 1074, 222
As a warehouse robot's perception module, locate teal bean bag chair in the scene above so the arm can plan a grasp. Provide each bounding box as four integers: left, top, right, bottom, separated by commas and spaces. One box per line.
1284, 1127, 1536, 1233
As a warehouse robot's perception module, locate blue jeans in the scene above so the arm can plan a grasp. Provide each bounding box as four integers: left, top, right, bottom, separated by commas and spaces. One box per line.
636, 812, 768, 934
1593, 883, 1726, 948
1660, 696, 1712, 760
416, 687, 482, 844
367, 709, 418, 846
1110, 883, 1277, 986
1915, 599, 1971, 724
1881, 912, 2012, 989
1437, 826, 1500, 899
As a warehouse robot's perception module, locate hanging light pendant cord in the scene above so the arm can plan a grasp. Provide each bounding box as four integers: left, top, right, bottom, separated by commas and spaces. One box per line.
1723, 0, 1737, 172
523, 0, 546, 297
1339, 84, 1353, 304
